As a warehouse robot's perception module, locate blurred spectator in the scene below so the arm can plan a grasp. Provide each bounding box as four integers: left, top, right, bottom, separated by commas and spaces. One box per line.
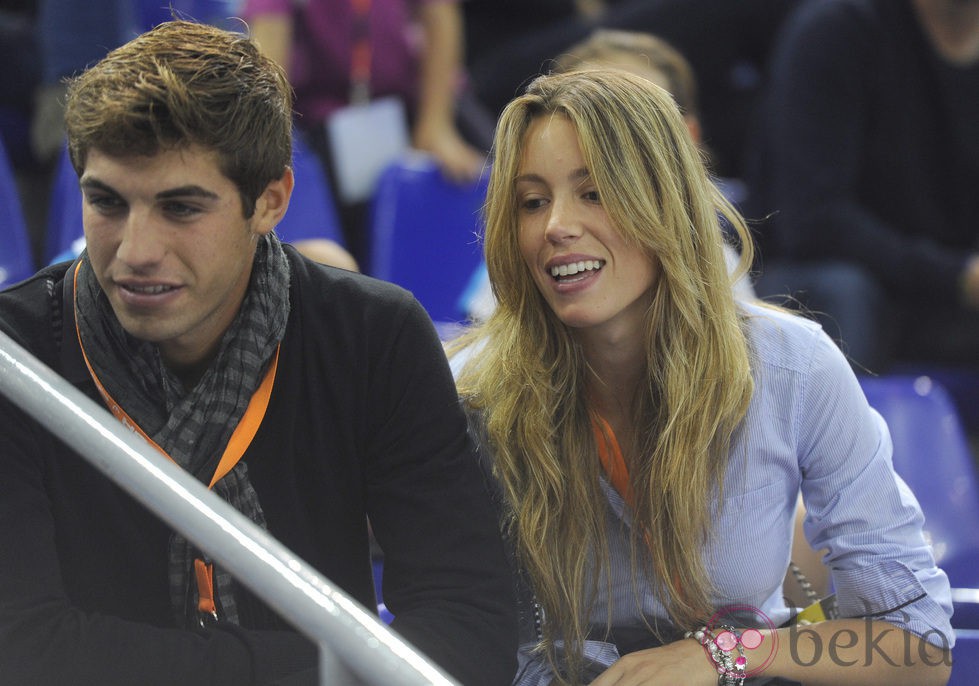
243, 0, 490, 263
0, 1, 40, 169
16, 0, 133, 264
463, 0, 603, 118
31, 0, 133, 166
745, 0, 979, 373
464, 0, 802, 179
0, 1, 42, 263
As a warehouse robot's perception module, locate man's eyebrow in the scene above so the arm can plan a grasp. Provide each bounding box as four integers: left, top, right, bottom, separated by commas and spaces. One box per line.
79, 178, 118, 195
155, 186, 220, 201
78, 179, 220, 202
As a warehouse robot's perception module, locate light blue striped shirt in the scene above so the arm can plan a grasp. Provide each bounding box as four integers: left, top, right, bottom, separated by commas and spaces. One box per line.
503, 302, 954, 683
452, 302, 955, 686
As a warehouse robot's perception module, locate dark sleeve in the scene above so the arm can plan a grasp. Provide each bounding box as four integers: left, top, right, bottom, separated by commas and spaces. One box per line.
0, 385, 316, 685
363, 297, 519, 686
759, 1, 969, 298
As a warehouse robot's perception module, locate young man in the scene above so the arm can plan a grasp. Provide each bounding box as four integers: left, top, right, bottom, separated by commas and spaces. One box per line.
0, 20, 516, 685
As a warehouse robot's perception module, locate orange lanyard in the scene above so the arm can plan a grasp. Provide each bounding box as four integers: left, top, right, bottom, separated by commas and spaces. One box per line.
349, 0, 372, 103
592, 414, 634, 506
592, 415, 689, 601
72, 260, 279, 620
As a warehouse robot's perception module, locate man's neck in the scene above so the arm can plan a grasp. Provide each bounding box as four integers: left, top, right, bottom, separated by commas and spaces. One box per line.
161, 344, 218, 391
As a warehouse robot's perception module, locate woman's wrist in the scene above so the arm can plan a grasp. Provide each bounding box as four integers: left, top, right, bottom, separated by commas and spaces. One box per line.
685, 625, 752, 685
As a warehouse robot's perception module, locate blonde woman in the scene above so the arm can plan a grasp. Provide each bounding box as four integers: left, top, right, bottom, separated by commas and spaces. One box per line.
450, 69, 952, 686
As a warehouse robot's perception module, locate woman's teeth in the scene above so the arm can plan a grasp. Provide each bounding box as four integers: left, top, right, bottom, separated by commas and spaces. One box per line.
550, 260, 604, 278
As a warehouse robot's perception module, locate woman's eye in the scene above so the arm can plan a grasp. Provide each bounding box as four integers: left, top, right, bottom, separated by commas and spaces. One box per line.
521, 197, 547, 211
582, 189, 601, 203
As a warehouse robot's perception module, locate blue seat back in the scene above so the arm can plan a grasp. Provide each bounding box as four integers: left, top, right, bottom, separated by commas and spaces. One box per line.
949, 629, 979, 686
0, 136, 35, 289
891, 362, 979, 436
367, 153, 488, 324
137, 0, 241, 32
45, 144, 84, 265
275, 132, 345, 247
859, 375, 979, 590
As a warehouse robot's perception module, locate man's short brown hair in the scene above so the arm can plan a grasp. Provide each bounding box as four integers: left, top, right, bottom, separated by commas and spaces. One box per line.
64, 20, 293, 217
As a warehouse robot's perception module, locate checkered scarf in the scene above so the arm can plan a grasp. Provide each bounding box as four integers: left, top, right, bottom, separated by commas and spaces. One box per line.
75, 233, 290, 627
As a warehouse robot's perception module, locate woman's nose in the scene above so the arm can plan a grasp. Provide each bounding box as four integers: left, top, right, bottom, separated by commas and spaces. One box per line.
543, 196, 582, 244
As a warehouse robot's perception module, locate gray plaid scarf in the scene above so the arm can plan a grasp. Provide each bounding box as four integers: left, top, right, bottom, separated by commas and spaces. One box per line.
75, 233, 290, 627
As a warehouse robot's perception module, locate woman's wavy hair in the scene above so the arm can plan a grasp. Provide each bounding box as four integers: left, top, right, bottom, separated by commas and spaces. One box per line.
64, 20, 293, 218
452, 69, 754, 683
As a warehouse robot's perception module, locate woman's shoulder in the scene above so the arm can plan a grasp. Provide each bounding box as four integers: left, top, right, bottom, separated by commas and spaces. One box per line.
739, 300, 830, 374
739, 300, 865, 431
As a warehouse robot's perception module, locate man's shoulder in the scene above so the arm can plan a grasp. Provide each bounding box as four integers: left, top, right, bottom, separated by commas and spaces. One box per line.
0, 262, 70, 353
286, 247, 417, 313
283, 247, 444, 357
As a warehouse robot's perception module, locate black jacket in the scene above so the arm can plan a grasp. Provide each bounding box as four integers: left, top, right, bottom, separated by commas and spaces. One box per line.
0, 247, 517, 685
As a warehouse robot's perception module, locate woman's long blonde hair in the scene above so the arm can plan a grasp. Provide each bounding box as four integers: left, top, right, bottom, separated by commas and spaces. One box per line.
451, 69, 754, 683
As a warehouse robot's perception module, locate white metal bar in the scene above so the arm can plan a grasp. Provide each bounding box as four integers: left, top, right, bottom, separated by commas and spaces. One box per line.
0, 328, 457, 686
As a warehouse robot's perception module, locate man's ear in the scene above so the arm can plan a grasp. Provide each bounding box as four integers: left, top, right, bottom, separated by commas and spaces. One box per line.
253, 166, 294, 236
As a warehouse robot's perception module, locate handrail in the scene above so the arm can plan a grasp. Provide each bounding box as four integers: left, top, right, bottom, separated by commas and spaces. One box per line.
0, 328, 458, 686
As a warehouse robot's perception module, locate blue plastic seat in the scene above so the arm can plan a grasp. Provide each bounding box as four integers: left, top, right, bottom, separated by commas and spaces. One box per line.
950, 629, 979, 686
889, 363, 979, 437
136, 0, 241, 32
274, 131, 345, 247
0, 136, 35, 289
367, 152, 488, 324
45, 143, 84, 265
859, 375, 979, 628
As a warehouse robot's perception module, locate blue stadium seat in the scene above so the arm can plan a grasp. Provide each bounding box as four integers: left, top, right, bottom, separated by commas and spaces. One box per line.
367, 152, 488, 324
950, 629, 979, 686
0, 136, 35, 289
859, 375, 979, 629
274, 131, 345, 247
45, 143, 84, 265
136, 0, 241, 32
889, 363, 979, 437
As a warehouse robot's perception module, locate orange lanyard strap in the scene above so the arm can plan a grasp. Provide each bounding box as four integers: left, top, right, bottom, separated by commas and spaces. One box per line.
349, 0, 372, 103
194, 558, 218, 620
72, 260, 280, 620
592, 414, 634, 506
592, 415, 687, 599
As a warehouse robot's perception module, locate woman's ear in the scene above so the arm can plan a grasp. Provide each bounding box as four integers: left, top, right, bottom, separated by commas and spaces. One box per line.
253, 166, 294, 236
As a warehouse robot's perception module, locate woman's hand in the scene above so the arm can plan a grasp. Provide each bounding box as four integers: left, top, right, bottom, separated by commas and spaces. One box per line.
589, 637, 719, 686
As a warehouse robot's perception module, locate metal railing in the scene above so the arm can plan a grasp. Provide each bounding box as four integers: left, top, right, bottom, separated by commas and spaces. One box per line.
0, 328, 458, 686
